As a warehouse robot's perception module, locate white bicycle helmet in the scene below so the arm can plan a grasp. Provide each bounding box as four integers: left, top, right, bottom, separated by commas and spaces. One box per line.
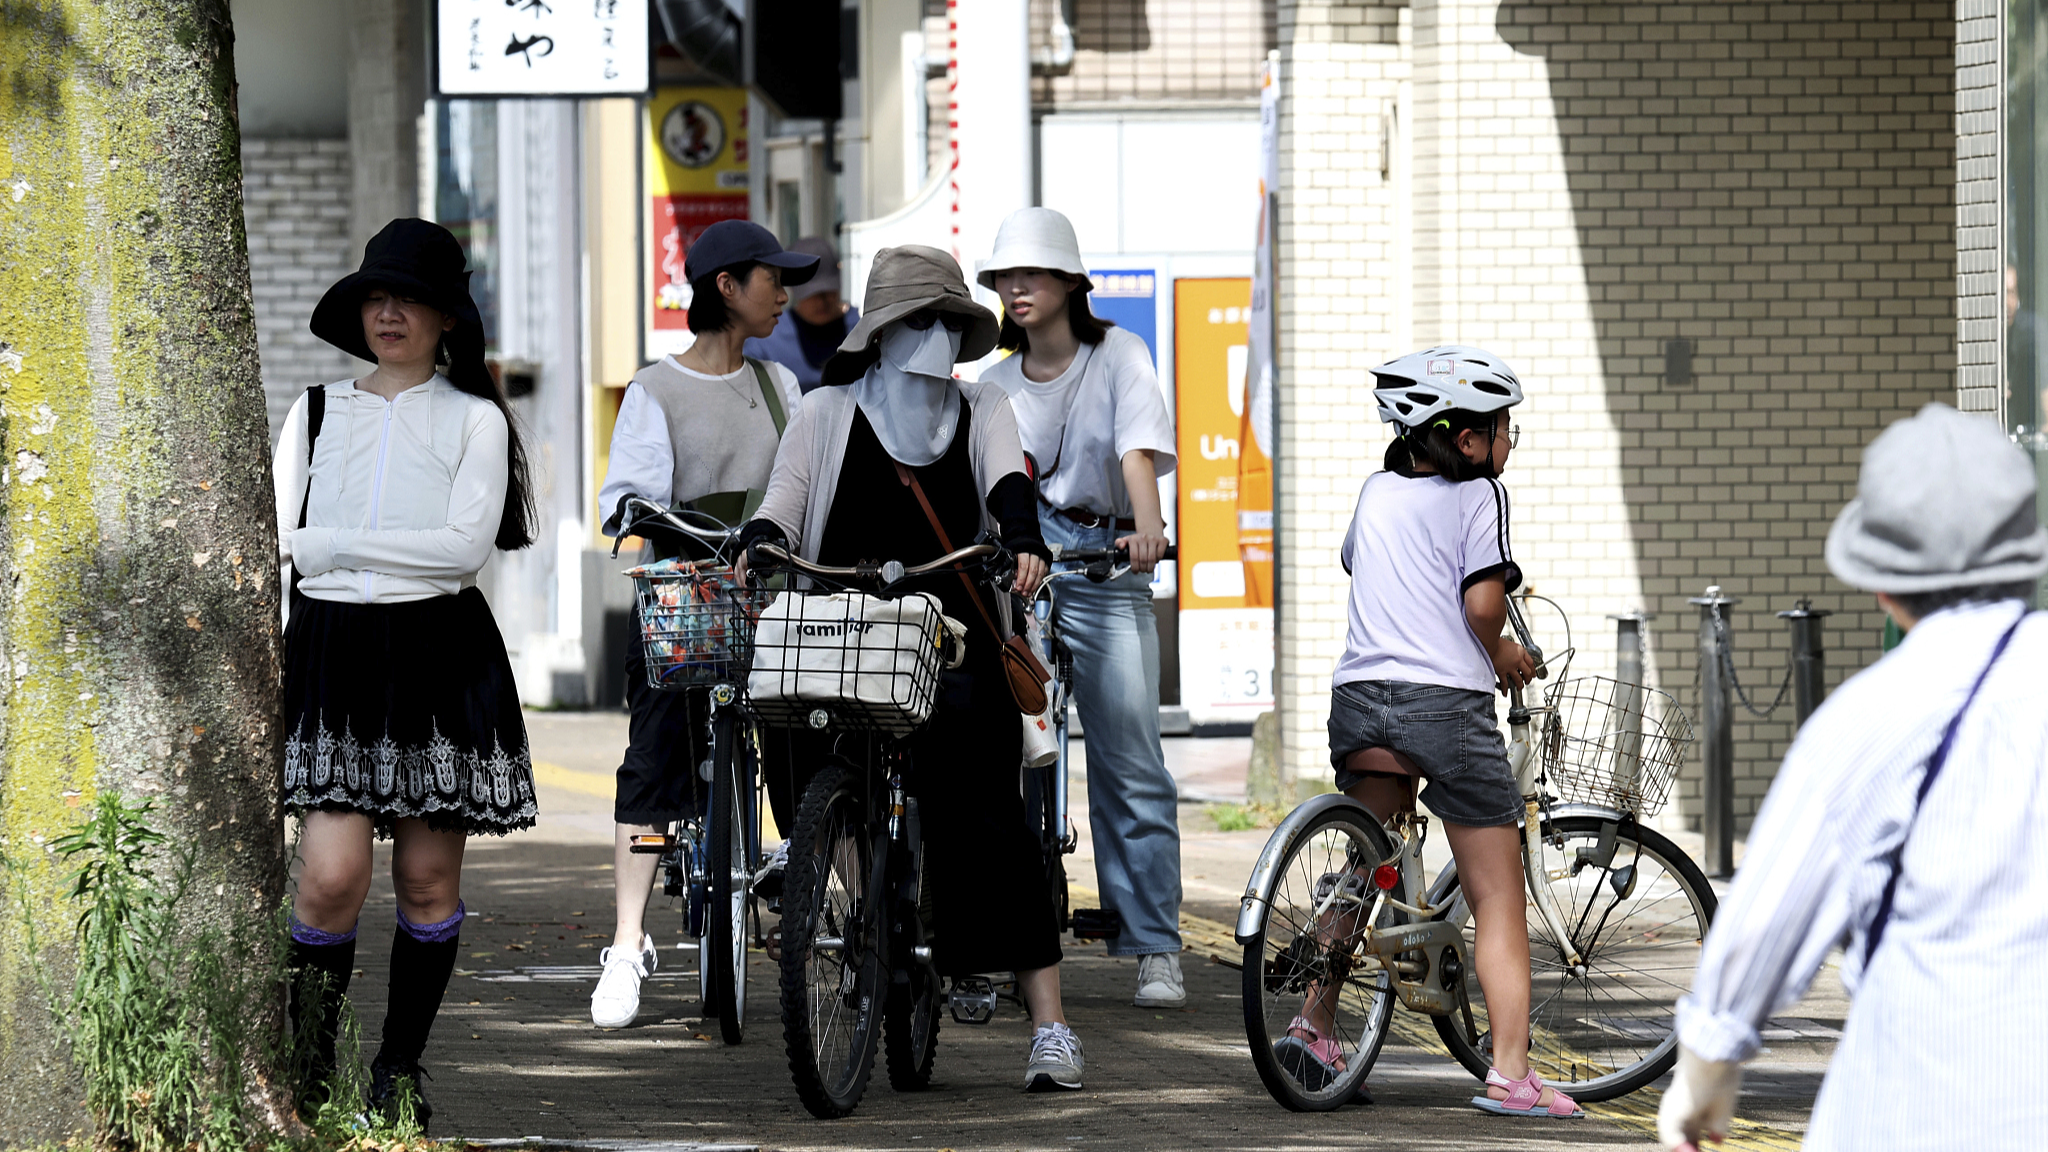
1370, 345, 1523, 433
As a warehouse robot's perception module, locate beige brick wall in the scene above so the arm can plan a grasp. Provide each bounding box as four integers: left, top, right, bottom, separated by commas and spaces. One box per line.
1273, 0, 1409, 794
1276, 0, 1956, 828
1957, 0, 2002, 416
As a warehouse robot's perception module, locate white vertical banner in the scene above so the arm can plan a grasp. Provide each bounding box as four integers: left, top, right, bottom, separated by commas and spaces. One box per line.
434, 0, 650, 98
1244, 54, 1280, 460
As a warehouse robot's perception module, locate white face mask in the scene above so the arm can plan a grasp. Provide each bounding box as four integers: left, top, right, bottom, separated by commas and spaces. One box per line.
852, 321, 964, 467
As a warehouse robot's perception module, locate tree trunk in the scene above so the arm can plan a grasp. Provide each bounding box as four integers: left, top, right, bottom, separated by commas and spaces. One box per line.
0, 0, 287, 1140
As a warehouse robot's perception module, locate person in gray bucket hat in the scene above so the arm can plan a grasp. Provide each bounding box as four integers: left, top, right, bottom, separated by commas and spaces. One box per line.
737, 245, 1091, 1093
1660, 403, 2048, 1151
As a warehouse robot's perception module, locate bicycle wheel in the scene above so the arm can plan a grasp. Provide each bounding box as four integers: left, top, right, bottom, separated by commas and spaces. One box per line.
1428, 813, 1717, 1101
778, 764, 884, 1118
1241, 802, 1401, 1112
706, 707, 753, 1045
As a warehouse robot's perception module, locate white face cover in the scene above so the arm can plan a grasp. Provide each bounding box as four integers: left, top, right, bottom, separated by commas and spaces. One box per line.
851, 320, 963, 467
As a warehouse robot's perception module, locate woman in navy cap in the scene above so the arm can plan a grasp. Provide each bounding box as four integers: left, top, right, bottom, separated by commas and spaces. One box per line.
591, 219, 819, 1029
276, 218, 537, 1127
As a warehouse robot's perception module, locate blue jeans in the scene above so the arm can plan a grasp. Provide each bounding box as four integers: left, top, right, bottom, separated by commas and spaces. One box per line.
1039, 509, 1183, 955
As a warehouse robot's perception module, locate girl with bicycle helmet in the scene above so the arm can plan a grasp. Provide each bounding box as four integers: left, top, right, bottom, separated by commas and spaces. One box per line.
1275, 345, 1581, 1118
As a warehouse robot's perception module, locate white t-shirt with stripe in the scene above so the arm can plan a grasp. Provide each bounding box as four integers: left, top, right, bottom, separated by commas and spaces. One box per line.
1333, 471, 1521, 695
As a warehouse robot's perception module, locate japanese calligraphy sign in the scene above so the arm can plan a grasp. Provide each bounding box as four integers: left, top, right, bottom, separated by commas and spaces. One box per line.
434, 0, 650, 98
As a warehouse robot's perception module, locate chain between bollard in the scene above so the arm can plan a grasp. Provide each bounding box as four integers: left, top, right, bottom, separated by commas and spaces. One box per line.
1705, 601, 1796, 719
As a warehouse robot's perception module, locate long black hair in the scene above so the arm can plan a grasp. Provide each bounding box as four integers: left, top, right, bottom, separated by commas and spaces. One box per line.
1384, 408, 1499, 482
996, 275, 1113, 352
441, 335, 536, 551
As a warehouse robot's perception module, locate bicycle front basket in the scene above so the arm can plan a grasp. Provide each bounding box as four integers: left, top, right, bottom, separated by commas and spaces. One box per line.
744, 590, 947, 735
1539, 675, 1694, 818
628, 559, 769, 691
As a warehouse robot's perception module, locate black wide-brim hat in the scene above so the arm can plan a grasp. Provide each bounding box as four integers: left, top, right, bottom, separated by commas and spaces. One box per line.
818, 245, 998, 387
311, 219, 485, 363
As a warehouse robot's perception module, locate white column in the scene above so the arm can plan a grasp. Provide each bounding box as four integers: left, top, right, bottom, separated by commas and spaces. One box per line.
948, 0, 1030, 282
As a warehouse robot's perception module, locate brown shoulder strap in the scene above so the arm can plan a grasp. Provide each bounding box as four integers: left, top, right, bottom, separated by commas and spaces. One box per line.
892, 459, 1004, 641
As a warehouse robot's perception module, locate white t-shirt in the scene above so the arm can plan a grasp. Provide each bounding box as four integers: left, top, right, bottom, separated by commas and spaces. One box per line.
979, 327, 1176, 515
1333, 472, 1522, 694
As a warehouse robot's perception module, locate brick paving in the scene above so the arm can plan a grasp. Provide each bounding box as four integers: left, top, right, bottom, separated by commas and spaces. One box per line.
316, 713, 1834, 1151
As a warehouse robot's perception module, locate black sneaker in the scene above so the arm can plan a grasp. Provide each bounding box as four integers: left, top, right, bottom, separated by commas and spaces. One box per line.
367, 1056, 433, 1132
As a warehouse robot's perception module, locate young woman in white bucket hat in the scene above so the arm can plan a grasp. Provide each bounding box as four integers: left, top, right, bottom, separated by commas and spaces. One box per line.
977, 207, 1187, 1009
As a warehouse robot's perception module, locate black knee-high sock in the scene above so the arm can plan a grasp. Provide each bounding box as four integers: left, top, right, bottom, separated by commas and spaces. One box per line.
375, 902, 464, 1071
289, 927, 358, 1094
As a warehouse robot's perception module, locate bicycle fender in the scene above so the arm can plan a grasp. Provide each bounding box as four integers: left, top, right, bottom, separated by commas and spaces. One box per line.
1233, 792, 1388, 946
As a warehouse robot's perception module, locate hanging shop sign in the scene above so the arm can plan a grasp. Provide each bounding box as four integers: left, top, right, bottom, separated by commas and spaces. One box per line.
434, 0, 650, 98
1174, 277, 1274, 725
644, 86, 751, 361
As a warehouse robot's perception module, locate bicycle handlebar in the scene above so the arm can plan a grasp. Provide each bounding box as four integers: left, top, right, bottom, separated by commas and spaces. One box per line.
1048, 543, 1178, 564
609, 495, 740, 559
745, 540, 1008, 594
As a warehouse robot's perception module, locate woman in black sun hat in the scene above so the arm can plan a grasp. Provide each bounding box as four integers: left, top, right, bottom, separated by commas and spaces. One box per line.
274, 218, 537, 1127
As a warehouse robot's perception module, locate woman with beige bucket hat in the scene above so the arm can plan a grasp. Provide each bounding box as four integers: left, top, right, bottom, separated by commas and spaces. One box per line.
738, 245, 1086, 1091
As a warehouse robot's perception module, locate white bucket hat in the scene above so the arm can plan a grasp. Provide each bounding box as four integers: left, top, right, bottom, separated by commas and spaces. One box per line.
1825, 403, 2048, 593
976, 207, 1090, 290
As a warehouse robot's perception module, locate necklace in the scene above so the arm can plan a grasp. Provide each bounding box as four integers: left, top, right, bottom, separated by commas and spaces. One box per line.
688, 353, 757, 408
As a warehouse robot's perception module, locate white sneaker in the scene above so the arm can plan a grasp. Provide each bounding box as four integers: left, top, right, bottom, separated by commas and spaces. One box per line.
590, 932, 657, 1028
1134, 952, 1186, 1008
1025, 1022, 1085, 1091
752, 840, 790, 899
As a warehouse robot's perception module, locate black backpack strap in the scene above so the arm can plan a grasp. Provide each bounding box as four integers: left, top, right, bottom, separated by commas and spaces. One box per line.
748, 358, 788, 438
1864, 609, 2027, 964
290, 385, 327, 597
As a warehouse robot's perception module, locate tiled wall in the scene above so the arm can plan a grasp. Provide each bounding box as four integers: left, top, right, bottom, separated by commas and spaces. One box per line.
242, 138, 361, 445
1957, 0, 2002, 416
1277, 0, 1957, 829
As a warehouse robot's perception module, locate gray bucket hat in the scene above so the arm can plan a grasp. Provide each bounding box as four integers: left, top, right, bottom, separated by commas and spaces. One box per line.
822, 245, 999, 387
1825, 403, 2048, 592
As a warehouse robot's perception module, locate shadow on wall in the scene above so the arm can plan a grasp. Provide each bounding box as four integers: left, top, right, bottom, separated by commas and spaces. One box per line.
1496, 0, 1956, 829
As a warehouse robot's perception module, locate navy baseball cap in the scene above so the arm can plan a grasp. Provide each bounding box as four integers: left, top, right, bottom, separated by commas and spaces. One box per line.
684, 220, 820, 286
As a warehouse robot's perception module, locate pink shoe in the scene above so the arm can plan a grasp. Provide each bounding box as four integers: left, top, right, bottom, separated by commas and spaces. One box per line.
1471, 1067, 1583, 1118
1271, 1015, 1348, 1091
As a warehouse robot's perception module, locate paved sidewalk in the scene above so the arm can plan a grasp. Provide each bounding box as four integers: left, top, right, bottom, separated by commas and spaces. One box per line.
317, 711, 1835, 1150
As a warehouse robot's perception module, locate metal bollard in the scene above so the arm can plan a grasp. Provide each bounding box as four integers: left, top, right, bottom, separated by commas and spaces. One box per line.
1689, 586, 1739, 879
1607, 612, 1654, 798
1777, 598, 1832, 729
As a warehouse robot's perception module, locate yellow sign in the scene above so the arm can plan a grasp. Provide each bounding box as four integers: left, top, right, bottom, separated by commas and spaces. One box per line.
645, 87, 750, 356
1174, 279, 1252, 611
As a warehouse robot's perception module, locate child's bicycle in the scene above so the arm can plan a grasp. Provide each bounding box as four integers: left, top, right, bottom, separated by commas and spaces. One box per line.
611, 496, 769, 1046
1236, 593, 1715, 1111
742, 536, 1006, 1119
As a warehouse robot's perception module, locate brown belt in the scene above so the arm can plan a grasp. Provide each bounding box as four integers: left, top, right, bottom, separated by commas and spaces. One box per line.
1054, 505, 1135, 531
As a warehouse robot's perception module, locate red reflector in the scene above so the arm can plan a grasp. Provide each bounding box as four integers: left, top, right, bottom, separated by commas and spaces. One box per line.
1372, 865, 1400, 891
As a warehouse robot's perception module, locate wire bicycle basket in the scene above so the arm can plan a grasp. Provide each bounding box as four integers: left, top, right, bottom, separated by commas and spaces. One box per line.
1540, 675, 1694, 818
743, 590, 956, 735
628, 559, 770, 691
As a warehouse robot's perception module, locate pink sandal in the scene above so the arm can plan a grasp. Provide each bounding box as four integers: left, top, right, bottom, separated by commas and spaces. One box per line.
1470, 1067, 1583, 1118
1271, 1015, 1348, 1091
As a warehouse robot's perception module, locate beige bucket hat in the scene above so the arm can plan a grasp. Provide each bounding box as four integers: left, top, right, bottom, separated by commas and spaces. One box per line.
823, 245, 999, 386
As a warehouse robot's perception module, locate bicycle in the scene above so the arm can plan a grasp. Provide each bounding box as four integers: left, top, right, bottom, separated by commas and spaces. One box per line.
1236, 592, 1715, 1111
743, 536, 1003, 1119
610, 495, 768, 1046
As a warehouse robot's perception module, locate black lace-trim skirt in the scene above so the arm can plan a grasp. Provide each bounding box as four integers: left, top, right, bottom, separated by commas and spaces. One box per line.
283, 587, 537, 838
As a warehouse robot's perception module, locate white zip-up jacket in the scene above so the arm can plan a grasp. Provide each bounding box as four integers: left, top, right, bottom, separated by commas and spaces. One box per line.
273, 376, 509, 605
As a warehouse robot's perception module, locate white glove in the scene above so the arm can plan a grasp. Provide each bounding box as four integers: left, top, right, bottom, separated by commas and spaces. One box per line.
1656, 1046, 1744, 1150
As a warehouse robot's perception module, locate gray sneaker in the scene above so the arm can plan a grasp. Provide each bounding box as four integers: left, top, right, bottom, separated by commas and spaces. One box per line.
1025, 1022, 1085, 1091
1134, 952, 1186, 1008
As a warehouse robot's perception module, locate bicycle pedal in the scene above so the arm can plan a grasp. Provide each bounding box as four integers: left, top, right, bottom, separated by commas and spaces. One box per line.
628, 834, 670, 855
948, 976, 998, 1025
1069, 907, 1122, 941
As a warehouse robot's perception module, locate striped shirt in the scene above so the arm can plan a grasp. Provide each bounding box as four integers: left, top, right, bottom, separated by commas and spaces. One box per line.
1677, 599, 2048, 1150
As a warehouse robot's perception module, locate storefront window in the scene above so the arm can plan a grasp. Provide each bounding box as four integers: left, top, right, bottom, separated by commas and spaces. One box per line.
434, 100, 499, 351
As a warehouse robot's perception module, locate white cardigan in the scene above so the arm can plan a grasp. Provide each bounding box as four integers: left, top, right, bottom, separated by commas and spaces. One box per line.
273, 376, 510, 605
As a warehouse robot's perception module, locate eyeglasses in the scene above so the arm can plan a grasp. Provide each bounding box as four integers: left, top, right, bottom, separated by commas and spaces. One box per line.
1504, 423, 1520, 448
904, 310, 971, 333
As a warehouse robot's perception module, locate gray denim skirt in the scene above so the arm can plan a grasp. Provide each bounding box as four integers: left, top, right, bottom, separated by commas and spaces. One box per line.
1327, 680, 1521, 828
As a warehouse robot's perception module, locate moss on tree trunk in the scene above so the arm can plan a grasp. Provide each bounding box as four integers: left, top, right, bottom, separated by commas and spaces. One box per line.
0, 0, 288, 1139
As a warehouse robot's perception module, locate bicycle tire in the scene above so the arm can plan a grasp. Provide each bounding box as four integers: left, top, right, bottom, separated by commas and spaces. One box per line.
883, 832, 941, 1091
706, 708, 751, 1045
1427, 813, 1717, 1102
778, 764, 884, 1118
1241, 803, 1400, 1112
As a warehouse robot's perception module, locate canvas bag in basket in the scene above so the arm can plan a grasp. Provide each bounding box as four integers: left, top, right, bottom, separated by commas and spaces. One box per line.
746, 590, 948, 734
